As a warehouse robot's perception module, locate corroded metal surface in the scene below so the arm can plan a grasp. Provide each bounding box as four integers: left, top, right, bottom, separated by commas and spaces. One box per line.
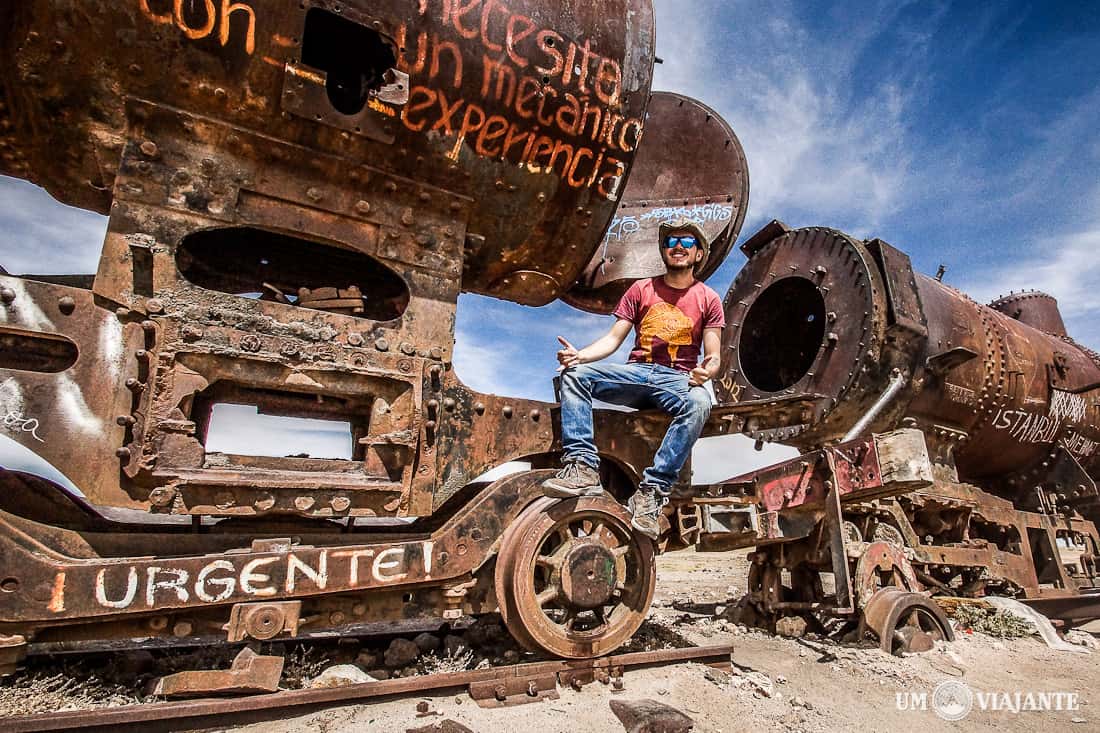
712, 222, 1100, 508
859, 587, 953, 655
150, 646, 284, 698
692, 221, 1100, 637
0, 0, 657, 307
989, 290, 1068, 337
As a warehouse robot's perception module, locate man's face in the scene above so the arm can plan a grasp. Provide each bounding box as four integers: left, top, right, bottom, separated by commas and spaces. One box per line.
660, 229, 704, 272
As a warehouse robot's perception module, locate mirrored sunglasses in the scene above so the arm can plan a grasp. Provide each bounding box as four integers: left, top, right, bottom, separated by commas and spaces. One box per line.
663, 235, 698, 249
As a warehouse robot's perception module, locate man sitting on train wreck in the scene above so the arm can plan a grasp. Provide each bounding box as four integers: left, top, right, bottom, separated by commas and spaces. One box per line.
542, 218, 724, 540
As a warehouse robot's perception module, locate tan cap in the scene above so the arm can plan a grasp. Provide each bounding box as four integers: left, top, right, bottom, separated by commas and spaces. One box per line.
658, 218, 710, 274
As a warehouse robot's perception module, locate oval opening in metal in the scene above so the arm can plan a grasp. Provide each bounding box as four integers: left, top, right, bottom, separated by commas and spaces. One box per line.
739, 278, 825, 392
176, 228, 410, 321
0, 327, 79, 373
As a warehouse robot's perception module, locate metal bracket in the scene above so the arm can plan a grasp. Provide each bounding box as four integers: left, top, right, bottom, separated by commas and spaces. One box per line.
823, 473, 855, 613
469, 673, 559, 708
225, 601, 302, 642
0, 634, 27, 677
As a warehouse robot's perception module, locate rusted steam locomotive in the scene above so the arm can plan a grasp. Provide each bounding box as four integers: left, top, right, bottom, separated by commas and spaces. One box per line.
1, 0, 1098, 682
0, 0, 750, 676
676, 223, 1100, 652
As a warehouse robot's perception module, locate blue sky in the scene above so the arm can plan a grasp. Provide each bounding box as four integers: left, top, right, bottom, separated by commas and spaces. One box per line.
2, 1, 1099, 482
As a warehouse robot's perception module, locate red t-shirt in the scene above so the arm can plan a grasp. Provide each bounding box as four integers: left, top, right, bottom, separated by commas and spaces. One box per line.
612, 278, 725, 372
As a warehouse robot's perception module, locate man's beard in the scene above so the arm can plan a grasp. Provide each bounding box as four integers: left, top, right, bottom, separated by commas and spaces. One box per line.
663, 255, 697, 272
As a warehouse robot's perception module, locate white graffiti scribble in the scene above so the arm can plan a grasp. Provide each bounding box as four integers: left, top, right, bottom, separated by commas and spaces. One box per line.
2, 410, 44, 443
603, 215, 642, 242
991, 408, 1060, 445
1050, 390, 1087, 423
639, 203, 734, 224
602, 204, 735, 244
1063, 431, 1099, 460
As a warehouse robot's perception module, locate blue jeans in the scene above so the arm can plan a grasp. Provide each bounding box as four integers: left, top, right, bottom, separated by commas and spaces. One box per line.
558, 362, 713, 496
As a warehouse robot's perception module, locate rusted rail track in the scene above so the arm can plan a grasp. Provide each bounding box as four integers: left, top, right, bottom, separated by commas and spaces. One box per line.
5, 644, 734, 732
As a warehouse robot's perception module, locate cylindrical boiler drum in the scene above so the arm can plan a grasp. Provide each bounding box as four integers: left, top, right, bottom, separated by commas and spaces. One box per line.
0, 0, 657, 307
715, 222, 1100, 485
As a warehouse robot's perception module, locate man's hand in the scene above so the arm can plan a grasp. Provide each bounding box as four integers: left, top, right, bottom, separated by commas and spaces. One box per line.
556, 336, 582, 370
689, 354, 719, 387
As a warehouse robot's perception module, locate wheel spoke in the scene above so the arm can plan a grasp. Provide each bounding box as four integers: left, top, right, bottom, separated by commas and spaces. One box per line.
612, 544, 631, 559
555, 525, 573, 546
536, 587, 558, 607
590, 520, 613, 543
536, 554, 560, 570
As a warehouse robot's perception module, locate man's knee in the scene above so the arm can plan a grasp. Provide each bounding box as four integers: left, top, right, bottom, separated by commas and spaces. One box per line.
684, 389, 713, 420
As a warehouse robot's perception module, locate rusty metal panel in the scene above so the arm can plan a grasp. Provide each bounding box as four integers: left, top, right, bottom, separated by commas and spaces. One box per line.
865, 237, 927, 338
563, 91, 749, 313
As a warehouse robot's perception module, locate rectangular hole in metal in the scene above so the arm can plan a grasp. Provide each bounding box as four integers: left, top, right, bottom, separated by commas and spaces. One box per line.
130, 245, 154, 297
204, 403, 353, 460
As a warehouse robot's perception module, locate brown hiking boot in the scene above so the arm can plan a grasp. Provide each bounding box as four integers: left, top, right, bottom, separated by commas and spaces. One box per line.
628, 485, 665, 541
541, 462, 604, 498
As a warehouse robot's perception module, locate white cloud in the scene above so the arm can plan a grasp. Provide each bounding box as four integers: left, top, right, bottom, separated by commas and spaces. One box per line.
692, 434, 798, 484
0, 177, 106, 275
651, 0, 921, 230
959, 190, 1100, 349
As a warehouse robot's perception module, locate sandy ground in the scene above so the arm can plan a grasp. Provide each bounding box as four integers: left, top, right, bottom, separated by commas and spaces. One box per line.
213, 549, 1100, 733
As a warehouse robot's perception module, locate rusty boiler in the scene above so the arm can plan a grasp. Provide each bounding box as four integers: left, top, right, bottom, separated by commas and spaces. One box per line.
686, 221, 1100, 646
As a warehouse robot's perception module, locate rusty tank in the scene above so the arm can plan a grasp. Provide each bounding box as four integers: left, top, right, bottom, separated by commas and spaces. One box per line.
713, 221, 1100, 514
0, 0, 751, 677
672, 221, 1100, 651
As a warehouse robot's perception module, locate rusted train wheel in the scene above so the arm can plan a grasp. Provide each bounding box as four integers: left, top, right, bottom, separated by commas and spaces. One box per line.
496, 495, 656, 658
860, 587, 954, 655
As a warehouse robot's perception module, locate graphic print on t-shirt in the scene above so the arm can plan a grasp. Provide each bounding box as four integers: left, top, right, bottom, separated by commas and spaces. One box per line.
612, 278, 726, 373
638, 302, 694, 363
